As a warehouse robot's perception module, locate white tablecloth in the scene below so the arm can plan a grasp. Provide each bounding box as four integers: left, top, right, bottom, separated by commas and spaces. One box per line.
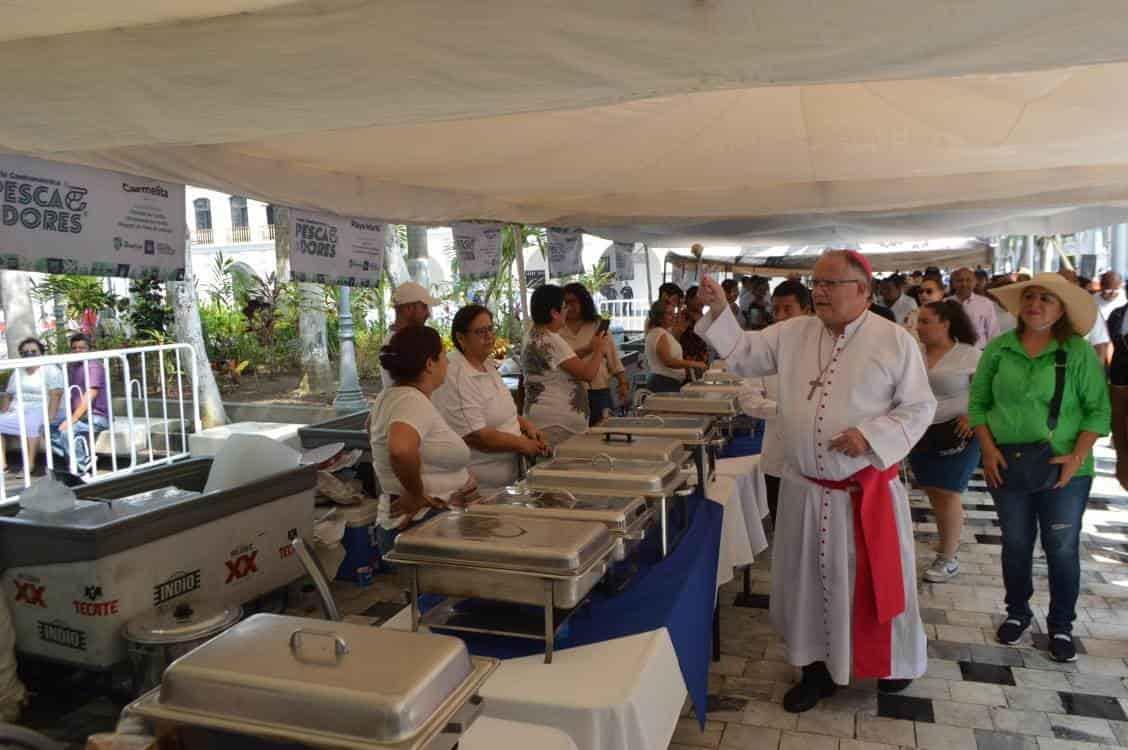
709, 455, 769, 588
715, 455, 770, 555
461, 716, 578, 750
382, 608, 685, 750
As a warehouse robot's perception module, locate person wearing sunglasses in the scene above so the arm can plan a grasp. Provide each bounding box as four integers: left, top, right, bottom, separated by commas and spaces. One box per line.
0, 338, 63, 474
903, 276, 947, 338
432, 304, 548, 491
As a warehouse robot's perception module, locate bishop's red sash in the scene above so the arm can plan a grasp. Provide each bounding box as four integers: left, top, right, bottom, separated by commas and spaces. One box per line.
805, 464, 905, 679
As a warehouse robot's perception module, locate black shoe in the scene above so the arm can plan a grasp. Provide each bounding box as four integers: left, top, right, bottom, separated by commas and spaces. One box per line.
782, 662, 836, 713
878, 678, 912, 693
996, 618, 1029, 645
1048, 633, 1077, 663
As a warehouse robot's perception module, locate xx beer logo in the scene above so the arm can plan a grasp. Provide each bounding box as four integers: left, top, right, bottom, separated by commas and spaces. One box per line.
14, 580, 46, 608
37, 620, 87, 651
153, 569, 201, 607
225, 544, 259, 583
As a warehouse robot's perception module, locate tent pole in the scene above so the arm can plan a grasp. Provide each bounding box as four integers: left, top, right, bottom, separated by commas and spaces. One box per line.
513, 224, 529, 322
643, 244, 653, 305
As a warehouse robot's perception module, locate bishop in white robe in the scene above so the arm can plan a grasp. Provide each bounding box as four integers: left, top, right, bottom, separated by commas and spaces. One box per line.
695, 250, 936, 713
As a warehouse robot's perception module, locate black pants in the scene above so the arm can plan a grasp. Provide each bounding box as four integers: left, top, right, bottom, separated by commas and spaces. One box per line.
765, 473, 780, 528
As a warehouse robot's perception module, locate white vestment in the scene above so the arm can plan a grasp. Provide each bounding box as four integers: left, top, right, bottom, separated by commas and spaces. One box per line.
698, 307, 936, 684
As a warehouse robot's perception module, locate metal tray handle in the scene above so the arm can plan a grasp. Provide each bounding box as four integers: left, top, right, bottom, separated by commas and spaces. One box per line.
591, 453, 616, 470
289, 628, 349, 664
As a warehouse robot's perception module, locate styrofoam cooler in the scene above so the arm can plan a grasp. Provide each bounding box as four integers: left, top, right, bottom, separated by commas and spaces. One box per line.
0, 458, 316, 669
334, 496, 382, 581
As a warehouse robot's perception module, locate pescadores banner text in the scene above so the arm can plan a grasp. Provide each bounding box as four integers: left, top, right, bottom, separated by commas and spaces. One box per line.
288, 209, 386, 287
0, 155, 185, 279
452, 222, 504, 281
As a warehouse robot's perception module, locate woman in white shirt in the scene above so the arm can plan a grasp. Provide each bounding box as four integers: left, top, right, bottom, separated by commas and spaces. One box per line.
908, 300, 982, 583
522, 285, 611, 446
433, 305, 549, 491
560, 283, 629, 424
644, 300, 707, 393
0, 338, 64, 470
369, 326, 475, 543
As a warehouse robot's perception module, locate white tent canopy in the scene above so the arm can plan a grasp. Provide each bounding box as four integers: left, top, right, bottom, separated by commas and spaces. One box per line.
7, 1, 1128, 244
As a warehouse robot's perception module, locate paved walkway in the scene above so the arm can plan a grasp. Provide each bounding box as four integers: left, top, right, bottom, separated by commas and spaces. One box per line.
672, 441, 1128, 750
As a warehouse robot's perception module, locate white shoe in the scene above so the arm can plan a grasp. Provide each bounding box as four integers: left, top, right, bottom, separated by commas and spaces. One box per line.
923, 555, 959, 582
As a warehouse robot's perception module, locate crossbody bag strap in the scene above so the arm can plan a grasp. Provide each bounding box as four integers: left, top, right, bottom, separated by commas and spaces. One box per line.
1047, 348, 1068, 431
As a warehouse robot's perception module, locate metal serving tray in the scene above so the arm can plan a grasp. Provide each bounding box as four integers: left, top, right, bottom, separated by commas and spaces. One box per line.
474, 488, 653, 561
555, 432, 690, 465
681, 380, 749, 395
638, 390, 740, 416
525, 455, 682, 497
588, 414, 714, 443
388, 511, 612, 576
128, 613, 497, 750
298, 410, 370, 452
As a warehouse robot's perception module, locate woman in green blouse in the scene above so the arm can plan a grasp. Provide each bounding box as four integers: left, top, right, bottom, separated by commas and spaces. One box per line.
968, 273, 1110, 663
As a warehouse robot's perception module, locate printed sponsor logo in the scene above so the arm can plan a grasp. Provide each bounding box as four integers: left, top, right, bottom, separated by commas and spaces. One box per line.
14, 580, 46, 608
349, 219, 382, 232
278, 544, 294, 559
1, 180, 86, 234
121, 182, 169, 199
153, 569, 201, 607
294, 219, 337, 258
73, 585, 119, 617
37, 620, 87, 651
225, 544, 259, 583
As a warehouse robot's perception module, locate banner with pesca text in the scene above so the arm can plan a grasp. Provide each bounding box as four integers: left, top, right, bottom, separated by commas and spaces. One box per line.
287, 208, 386, 287
0, 154, 186, 279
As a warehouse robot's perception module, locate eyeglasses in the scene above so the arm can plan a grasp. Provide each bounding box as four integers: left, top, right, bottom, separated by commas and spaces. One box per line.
18, 349, 40, 357
811, 278, 863, 290
469, 326, 495, 338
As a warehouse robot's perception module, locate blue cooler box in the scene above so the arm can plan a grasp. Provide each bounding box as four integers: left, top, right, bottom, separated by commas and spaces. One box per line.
334, 497, 383, 581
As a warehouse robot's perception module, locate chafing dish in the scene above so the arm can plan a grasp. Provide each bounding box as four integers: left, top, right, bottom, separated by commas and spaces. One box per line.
298, 410, 370, 454
638, 390, 741, 417
475, 487, 653, 562
385, 513, 616, 662
525, 455, 693, 556
700, 369, 743, 383
127, 613, 497, 750
589, 414, 725, 491
682, 378, 750, 395
556, 432, 690, 465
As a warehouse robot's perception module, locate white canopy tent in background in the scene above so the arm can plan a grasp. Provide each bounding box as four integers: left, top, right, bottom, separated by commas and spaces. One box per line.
6, 1, 1128, 245
666, 239, 992, 279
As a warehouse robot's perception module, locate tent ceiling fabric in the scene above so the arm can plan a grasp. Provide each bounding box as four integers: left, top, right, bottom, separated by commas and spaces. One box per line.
7, 0, 1128, 244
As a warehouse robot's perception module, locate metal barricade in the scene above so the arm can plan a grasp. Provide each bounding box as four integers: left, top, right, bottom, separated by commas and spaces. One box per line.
0, 343, 202, 500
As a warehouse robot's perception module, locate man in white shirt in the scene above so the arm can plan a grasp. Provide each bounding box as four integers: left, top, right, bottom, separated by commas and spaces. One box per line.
879, 274, 917, 325
1087, 271, 1125, 366
379, 282, 439, 390
949, 267, 999, 348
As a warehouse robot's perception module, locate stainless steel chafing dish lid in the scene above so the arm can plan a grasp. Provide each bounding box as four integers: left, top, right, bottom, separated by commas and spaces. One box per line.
555, 433, 690, 464
698, 370, 743, 383
388, 511, 613, 575
589, 415, 713, 441
682, 380, 748, 395
475, 487, 650, 533
129, 613, 497, 749
526, 455, 680, 495
639, 391, 740, 415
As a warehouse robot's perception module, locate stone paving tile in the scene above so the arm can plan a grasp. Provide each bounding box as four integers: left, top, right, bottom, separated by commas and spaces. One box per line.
856, 714, 917, 746
672, 718, 726, 748
839, 741, 899, 750
989, 708, 1055, 737
972, 729, 1040, 750
778, 730, 839, 750
794, 707, 856, 738
741, 699, 800, 731
1045, 713, 1116, 743
949, 681, 1007, 706
719, 724, 781, 749
932, 699, 994, 730
915, 722, 977, 750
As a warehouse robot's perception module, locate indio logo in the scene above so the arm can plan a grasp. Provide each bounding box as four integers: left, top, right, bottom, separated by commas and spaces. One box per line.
152, 569, 201, 607
37, 621, 87, 651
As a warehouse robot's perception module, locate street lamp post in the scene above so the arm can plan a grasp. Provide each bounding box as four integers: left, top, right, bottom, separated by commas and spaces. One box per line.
333, 285, 367, 412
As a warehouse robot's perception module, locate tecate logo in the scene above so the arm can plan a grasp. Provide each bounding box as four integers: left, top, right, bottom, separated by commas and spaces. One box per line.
38, 621, 86, 651
153, 569, 201, 607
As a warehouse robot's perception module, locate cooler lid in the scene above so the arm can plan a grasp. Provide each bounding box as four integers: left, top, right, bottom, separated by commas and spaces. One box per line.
124, 601, 242, 645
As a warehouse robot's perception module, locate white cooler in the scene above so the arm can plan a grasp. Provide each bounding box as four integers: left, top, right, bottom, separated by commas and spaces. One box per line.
0, 458, 316, 669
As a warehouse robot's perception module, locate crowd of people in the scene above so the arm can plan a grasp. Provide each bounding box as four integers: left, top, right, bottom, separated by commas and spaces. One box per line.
364, 252, 1117, 715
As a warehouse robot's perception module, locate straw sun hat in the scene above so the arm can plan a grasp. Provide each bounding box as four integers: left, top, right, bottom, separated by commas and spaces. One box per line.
991, 272, 1098, 336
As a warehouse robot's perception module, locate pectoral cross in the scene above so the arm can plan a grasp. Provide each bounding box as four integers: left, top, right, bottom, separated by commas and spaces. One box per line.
807, 378, 823, 400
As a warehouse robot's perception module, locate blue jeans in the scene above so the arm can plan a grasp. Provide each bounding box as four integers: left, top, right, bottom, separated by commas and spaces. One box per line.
588, 388, 614, 425
50, 414, 109, 474
990, 474, 1092, 634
